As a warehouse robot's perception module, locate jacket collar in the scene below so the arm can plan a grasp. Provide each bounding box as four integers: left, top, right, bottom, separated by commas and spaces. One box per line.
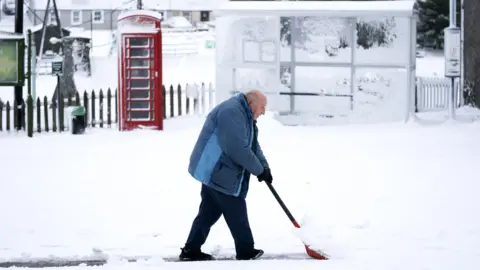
237, 93, 253, 120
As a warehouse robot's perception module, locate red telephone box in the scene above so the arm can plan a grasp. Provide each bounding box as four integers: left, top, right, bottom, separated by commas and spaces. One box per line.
117, 10, 163, 131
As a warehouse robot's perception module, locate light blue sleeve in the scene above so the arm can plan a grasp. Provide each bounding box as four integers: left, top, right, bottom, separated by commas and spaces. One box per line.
216, 106, 264, 176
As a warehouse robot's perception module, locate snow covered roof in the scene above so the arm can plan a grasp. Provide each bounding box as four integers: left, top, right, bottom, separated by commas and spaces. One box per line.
0, 31, 24, 39
31, 0, 121, 10
118, 9, 163, 21
143, 0, 220, 11
31, 0, 220, 11
27, 23, 71, 33
214, 0, 416, 18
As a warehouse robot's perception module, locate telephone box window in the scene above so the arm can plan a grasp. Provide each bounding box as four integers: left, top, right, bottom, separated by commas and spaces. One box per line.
129, 38, 149, 47
128, 90, 150, 99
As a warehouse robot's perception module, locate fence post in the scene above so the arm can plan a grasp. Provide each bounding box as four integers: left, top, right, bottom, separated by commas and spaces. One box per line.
83, 91, 89, 127
13, 100, 17, 130
27, 96, 33, 137
44, 96, 49, 132
91, 90, 96, 127
6, 102, 10, 132
21, 101, 26, 131
169, 85, 174, 118
107, 88, 112, 127
36, 98, 41, 133
52, 99, 57, 132
177, 84, 182, 116
186, 83, 190, 115
59, 90, 64, 132
99, 89, 104, 128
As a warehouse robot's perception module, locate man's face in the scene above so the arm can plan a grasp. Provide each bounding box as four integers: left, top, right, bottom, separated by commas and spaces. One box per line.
251, 96, 267, 120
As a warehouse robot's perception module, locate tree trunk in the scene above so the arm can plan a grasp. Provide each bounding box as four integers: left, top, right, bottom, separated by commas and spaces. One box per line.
52, 37, 78, 102
463, 0, 480, 107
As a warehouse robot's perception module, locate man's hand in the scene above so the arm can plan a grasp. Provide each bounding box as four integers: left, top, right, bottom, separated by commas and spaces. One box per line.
257, 168, 273, 184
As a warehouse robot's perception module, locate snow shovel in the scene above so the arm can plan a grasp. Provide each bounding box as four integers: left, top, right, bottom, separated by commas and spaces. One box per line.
265, 181, 329, 260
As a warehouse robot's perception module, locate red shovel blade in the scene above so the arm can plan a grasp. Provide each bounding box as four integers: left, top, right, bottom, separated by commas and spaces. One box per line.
292, 220, 329, 260
305, 245, 329, 260
266, 183, 329, 260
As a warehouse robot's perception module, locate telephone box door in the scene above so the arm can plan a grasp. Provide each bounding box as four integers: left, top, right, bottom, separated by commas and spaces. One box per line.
121, 34, 162, 130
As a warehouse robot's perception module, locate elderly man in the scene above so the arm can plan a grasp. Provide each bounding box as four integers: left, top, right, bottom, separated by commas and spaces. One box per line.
179, 90, 273, 261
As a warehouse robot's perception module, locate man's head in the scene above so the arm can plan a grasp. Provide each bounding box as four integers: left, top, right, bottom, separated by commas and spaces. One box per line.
245, 90, 267, 120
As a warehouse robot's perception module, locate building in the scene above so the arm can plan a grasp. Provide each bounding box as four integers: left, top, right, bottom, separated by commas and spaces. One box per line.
25, 0, 218, 31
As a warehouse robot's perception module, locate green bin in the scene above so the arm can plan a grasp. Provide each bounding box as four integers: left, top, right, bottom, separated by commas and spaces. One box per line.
205, 40, 215, 49
70, 106, 86, 135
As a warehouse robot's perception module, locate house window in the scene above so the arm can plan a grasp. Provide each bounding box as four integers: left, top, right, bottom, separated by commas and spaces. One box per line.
200, 11, 210, 22
71, 10, 82, 25
48, 9, 57, 25
92, 10, 104, 24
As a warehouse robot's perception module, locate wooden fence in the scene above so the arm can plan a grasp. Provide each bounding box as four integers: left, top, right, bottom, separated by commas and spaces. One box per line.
0, 83, 215, 135
415, 76, 463, 112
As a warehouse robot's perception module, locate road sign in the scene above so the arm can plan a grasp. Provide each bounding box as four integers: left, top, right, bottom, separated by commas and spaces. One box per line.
52, 61, 63, 76
444, 27, 461, 78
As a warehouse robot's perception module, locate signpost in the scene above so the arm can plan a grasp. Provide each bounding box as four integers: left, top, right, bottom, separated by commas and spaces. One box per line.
52, 57, 64, 132
444, 0, 461, 120
444, 28, 461, 78
52, 60, 63, 76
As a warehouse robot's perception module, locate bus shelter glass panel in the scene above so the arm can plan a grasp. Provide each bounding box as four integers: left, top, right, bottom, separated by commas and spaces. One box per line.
288, 16, 353, 63
355, 16, 410, 65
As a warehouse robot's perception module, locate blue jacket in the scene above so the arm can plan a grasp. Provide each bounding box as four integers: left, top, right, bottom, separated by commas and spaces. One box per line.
188, 93, 269, 198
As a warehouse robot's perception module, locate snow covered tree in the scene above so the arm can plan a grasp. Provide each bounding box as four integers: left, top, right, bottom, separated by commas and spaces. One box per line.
52, 37, 78, 102
415, 0, 461, 49
280, 9, 397, 51
356, 18, 397, 49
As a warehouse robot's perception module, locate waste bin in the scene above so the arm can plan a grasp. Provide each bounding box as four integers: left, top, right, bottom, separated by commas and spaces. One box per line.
205, 40, 215, 49
69, 106, 86, 134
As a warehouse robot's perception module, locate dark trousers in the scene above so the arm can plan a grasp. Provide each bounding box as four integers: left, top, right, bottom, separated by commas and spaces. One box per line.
184, 184, 254, 254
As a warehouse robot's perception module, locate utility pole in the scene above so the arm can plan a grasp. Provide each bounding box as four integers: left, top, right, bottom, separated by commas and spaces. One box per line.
14, 0, 24, 131
137, 0, 143, 10
463, 0, 480, 108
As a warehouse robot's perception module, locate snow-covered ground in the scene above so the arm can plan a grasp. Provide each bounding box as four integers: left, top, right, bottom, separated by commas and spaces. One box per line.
1, 114, 480, 270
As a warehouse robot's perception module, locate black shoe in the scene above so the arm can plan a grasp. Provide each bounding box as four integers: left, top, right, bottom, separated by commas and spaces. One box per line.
179, 247, 214, 261
236, 249, 264, 260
